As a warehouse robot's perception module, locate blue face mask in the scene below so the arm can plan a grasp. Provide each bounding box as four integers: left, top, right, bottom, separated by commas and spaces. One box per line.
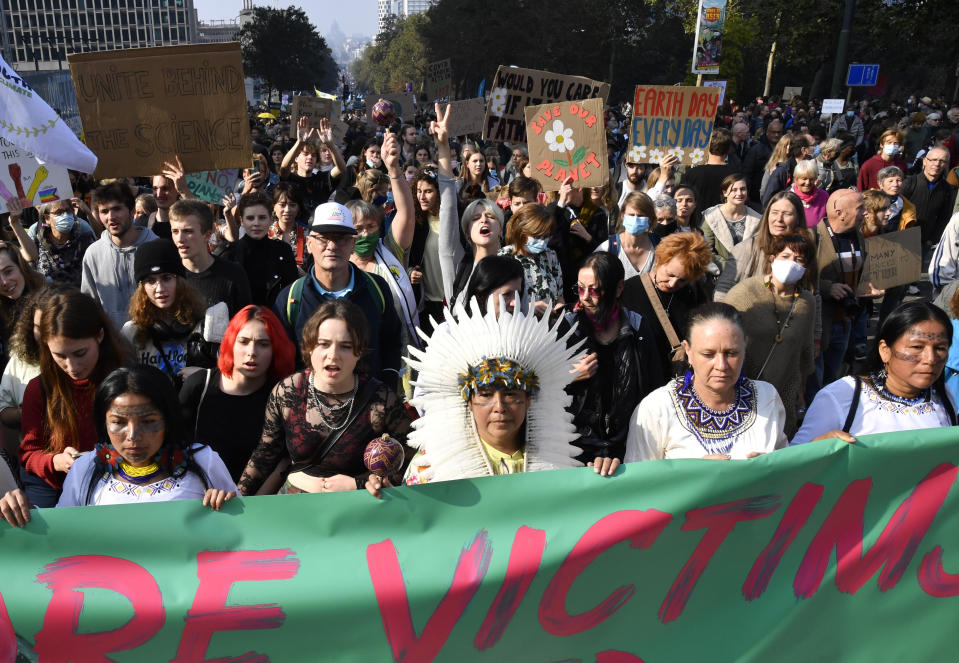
53, 212, 76, 233
372, 194, 387, 206
385, 191, 394, 206
622, 214, 650, 235
525, 236, 548, 254
811, 144, 821, 159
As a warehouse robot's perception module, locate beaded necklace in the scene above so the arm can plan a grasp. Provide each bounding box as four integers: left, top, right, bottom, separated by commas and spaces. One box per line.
672, 375, 758, 455
865, 370, 930, 405
117, 460, 162, 485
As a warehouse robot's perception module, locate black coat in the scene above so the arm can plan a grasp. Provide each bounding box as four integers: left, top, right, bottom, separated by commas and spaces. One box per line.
902, 174, 957, 244
563, 308, 665, 462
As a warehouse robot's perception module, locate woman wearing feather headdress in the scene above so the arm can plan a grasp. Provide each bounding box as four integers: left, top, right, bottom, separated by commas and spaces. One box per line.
366, 296, 619, 497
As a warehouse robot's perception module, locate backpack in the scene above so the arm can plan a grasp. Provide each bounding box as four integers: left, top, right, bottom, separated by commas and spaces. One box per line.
285, 270, 386, 329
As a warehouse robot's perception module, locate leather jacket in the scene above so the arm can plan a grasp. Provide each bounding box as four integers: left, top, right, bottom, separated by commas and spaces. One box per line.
563, 308, 665, 462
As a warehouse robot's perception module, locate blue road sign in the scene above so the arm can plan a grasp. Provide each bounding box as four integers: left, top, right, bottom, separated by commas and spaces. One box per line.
846, 64, 880, 87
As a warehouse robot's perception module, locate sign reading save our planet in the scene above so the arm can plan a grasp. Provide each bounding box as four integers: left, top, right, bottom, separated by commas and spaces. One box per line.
524, 97, 608, 191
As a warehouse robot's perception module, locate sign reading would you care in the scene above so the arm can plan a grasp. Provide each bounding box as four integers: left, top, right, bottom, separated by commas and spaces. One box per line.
484, 66, 609, 143
69, 43, 252, 178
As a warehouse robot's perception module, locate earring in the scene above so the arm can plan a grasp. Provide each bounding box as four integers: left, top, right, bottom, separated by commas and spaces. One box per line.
682, 369, 693, 390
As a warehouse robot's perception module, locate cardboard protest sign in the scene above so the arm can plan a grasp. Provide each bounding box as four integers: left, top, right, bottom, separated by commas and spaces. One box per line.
185, 168, 238, 205
3, 428, 959, 661
857, 226, 921, 293
525, 98, 607, 191
783, 86, 803, 100
367, 93, 416, 124
628, 85, 720, 166
69, 43, 251, 179
289, 95, 347, 145
484, 66, 610, 143
289, 95, 333, 138
446, 98, 487, 137
425, 58, 452, 101
0, 136, 73, 213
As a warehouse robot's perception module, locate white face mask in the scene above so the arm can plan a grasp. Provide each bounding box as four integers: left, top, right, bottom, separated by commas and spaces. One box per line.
771, 259, 806, 285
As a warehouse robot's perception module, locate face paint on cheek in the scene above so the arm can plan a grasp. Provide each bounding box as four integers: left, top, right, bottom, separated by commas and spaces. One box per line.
892, 350, 922, 363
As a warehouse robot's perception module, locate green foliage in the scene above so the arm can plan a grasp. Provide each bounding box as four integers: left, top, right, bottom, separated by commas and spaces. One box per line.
352, 14, 428, 94
353, 0, 958, 104
238, 6, 338, 101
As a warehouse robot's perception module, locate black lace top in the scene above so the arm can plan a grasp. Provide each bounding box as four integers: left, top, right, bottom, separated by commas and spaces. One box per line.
237, 371, 412, 495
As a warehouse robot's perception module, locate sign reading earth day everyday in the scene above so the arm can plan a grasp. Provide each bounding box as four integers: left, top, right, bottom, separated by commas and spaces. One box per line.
629, 84, 721, 166
3, 428, 959, 661
525, 98, 608, 191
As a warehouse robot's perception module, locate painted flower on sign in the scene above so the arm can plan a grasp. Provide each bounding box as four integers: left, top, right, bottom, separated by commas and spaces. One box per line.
628, 145, 647, 163
649, 148, 665, 162
689, 148, 706, 164
490, 88, 508, 117
668, 147, 685, 161
544, 120, 575, 153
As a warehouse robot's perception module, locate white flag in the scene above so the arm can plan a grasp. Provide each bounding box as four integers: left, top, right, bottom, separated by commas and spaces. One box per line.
0, 55, 97, 174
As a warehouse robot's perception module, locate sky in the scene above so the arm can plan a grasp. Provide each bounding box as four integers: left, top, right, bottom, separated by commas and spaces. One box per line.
191, 0, 376, 40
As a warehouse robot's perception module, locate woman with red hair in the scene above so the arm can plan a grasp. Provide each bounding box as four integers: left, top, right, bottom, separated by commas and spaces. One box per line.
179, 305, 295, 481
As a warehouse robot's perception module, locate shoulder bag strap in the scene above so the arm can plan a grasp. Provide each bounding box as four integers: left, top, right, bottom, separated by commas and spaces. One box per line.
288, 377, 379, 474
639, 273, 682, 352
842, 377, 862, 433
194, 369, 213, 441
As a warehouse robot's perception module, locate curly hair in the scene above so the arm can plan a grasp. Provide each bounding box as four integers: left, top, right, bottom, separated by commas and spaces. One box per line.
128, 277, 207, 346
9, 283, 74, 364
654, 231, 712, 283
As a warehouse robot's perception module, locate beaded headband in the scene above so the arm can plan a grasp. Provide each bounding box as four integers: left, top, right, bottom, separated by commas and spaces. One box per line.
457, 356, 540, 402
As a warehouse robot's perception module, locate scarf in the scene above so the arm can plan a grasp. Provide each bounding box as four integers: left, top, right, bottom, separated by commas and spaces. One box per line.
791, 183, 818, 205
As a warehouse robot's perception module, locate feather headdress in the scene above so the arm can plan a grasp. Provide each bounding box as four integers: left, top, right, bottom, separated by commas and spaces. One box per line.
406, 298, 585, 482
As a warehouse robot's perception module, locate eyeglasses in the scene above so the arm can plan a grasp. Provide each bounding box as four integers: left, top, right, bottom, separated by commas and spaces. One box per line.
471, 390, 527, 407
143, 274, 176, 288
576, 284, 603, 298
309, 234, 354, 248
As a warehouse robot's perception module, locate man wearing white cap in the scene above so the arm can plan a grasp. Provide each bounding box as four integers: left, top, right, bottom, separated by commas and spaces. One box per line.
272, 202, 402, 388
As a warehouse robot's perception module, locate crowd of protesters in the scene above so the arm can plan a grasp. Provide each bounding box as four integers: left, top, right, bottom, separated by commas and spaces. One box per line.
1, 84, 958, 523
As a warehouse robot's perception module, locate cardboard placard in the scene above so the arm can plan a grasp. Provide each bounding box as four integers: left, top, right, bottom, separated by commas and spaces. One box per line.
857, 227, 921, 294
524, 98, 607, 192
821, 98, 845, 114
289, 95, 347, 145
484, 66, 610, 143
446, 98, 487, 137
782, 86, 803, 101
703, 80, 727, 105
0, 136, 74, 213
367, 93, 416, 125
185, 168, 238, 205
289, 96, 332, 138
628, 85, 720, 166
425, 59, 452, 101
69, 43, 252, 179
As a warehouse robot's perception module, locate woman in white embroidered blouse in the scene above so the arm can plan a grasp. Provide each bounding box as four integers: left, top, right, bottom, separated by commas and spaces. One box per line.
791, 302, 956, 445
625, 302, 788, 461
0, 366, 235, 526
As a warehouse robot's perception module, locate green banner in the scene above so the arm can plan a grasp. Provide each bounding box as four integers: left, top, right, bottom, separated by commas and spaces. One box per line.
3, 428, 959, 662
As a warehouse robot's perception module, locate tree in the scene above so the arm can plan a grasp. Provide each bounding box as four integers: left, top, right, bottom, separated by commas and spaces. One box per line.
238, 6, 338, 102
352, 14, 428, 94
